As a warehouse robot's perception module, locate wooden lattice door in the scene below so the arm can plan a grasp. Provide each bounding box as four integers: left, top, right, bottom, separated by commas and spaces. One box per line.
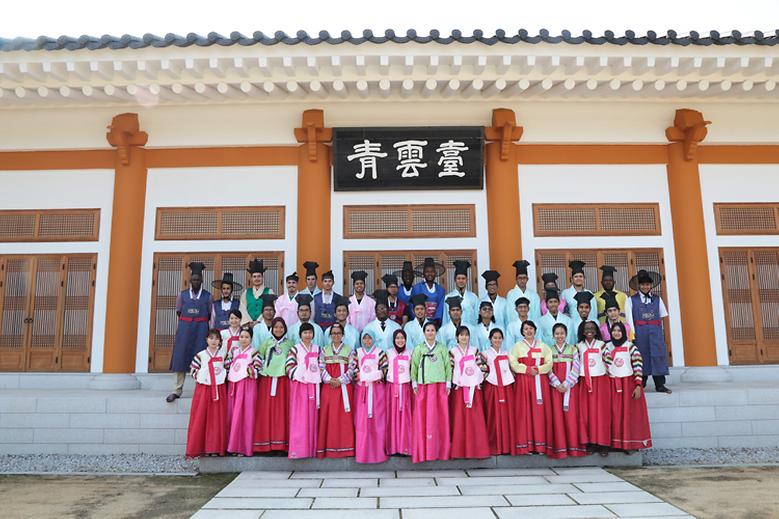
0, 254, 96, 372
148, 251, 284, 372
720, 248, 779, 364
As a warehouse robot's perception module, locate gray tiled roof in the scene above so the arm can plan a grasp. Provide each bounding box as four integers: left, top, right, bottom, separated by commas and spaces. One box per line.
1, 29, 778, 52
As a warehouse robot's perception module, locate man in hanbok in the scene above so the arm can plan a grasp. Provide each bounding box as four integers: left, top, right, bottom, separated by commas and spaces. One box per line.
362, 290, 402, 350
593, 265, 634, 330
313, 270, 340, 330
540, 272, 566, 316
411, 257, 446, 327
288, 294, 325, 347
505, 259, 541, 325
347, 270, 376, 332
239, 258, 274, 326
167, 262, 212, 403
275, 272, 300, 326
630, 270, 672, 394
505, 297, 531, 348
252, 294, 278, 347
403, 293, 428, 349
570, 291, 594, 344
326, 296, 360, 349
210, 272, 242, 330
438, 296, 474, 349
481, 270, 507, 331
395, 261, 418, 319
538, 289, 573, 347
560, 261, 598, 322
300, 261, 321, 297
382, 274, 408, 325
443, 260, 480, 327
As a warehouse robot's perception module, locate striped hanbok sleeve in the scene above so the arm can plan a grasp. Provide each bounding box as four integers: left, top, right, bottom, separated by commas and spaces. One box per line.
630, 343, 643, 384
286, 345, 298, 379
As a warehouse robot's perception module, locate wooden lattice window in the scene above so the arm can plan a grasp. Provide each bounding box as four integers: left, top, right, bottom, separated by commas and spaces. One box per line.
342, 250, 478, 294
155, 206, 285, 240
534, 248, 671, 364
715, 203, 779, 235
148, 251, 284, 372
533, 203, 661, 237
0, 209, 100, 242
343, 205, 476, 239
720, 248, 779, 365
0, 254, 96, 372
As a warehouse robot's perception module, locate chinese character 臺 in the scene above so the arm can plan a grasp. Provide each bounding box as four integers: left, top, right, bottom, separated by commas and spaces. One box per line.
393, 139, 428, 178
435, 140, 469, 178
347, 139, 388, 180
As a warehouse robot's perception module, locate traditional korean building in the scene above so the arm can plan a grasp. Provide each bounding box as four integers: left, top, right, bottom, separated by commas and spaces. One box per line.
0, 28, 777, 389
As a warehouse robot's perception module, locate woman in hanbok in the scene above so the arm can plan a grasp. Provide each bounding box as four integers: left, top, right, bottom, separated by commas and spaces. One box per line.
316, 323, 355, 458
385, 329, 413, 456
480, 328, 516, 456
286, 322, 321, 459
226, 326, 261, 456
410, 322, 451, 463
509, 320, 553, 455
352, 328, 389, 463
577, 320, 612, 450
449, 326, 490, 459
219, 310, 242, 356
548, 323, 585, 459
605, 322, 652, 451
253, 317, 293, 453
186, 329, 228, 458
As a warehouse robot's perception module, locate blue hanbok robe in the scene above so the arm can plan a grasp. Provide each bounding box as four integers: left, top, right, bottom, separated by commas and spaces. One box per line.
313, 291, 340, 330
251, 321, 273, 349
504, 285, 542, 325
442, 289, 480, 327
403, 318, 428, 350
438, 321, 474, 349
631, 293, 670, 376
560, 286, 599, 322
481, 294, 508, 331
170, 288, 212, 372
210, 298, 239, 330
410, 282, 446, 324
287, 320, 325, 348
538, 311, 575, 347
361, 318, 402, 351
471, 320, 499, 351
397, 285, 415, 318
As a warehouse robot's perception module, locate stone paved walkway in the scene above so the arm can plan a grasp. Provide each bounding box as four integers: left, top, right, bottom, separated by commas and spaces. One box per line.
191, 467, 694, 518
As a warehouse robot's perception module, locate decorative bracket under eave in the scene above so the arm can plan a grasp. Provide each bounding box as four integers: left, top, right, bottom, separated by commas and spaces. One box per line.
106, 113, 149, 166
294, 109, 333, 162
484, 108, 524, 161
665, 108, 711, 161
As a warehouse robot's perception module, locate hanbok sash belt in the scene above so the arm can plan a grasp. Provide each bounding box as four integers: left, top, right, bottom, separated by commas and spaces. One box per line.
494, 354, 508, 404
304, 352, 320, 408
228, 350, 251, 394
179, 316, 208, 322
360, 353, 377, 418
339, 361, 351, 413
266, 344, 277, 397
611, 346, 629, 393
583, 346, 600, 393
563, 361, 571, 411
393, 354, 409, 410
635, 319, 661, 326
207, 356, 222, 401
529, 348, 543, 405
458, 354, 476, 408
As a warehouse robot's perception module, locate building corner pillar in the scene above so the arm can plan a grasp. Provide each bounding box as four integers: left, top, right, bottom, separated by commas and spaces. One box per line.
665, 108, 718, 366
484, 108, 524, 291
103, 113, 149, 374
294, 109, 333, 275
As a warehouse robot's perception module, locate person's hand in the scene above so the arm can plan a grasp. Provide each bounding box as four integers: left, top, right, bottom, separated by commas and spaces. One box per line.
413, 386, 419, 395
556, 384, 567, 393
446, 388, 451, 396
329, 378, 341, 388
632, 385, 642, 400
529, 366, 539, 376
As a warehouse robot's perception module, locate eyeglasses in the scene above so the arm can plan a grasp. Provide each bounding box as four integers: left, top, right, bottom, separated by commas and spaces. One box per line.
330, 331, 343, 336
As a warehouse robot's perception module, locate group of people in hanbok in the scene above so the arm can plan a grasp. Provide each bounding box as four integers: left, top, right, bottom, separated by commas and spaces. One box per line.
181, 256, 663, 461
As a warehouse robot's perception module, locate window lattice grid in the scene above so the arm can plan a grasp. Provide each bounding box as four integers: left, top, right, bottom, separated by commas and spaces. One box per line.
344, 205, 475, 239
347, 209, 408, 236
158, 210, 219, 238
0, 210, 99, 242
37, 212, 97, 240
156, 207, 285, 240
0, 214, 36, 240
410, 208, 474, 234
598, 206, 659, 232
221, 209, 282, 237
716, 204, 779, 234
533, 204, 661, 237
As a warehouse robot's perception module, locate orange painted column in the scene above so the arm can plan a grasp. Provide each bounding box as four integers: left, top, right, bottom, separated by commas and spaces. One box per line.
484, 109, 524, 289
294, 109, 333, 276
665, 109, 718, 366
102, 114, 149, 373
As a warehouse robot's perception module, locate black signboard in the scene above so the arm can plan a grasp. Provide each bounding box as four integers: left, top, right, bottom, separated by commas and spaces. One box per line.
332, 127, 484, 191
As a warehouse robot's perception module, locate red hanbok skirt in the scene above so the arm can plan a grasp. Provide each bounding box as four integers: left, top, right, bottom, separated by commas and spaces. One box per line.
514, 373, 552, 454
186, 383, 228, 458
288, 380, 319, 459
578, 375, 612, 447
227, 377, 258, 456
253, 375, 289, 453
386, 381, 413, 456
316, 364, 355, 458
412, 383, 450, 463
547, 363, 586, 459
611, 377, 652, 450
483, 382, 516, 456
354, 381, 389, 464
449, 385, 490, 459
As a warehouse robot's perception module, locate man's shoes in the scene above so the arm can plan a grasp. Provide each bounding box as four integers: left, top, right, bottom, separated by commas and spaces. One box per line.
166, 393, 181, 403
656, 386, 673, 394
